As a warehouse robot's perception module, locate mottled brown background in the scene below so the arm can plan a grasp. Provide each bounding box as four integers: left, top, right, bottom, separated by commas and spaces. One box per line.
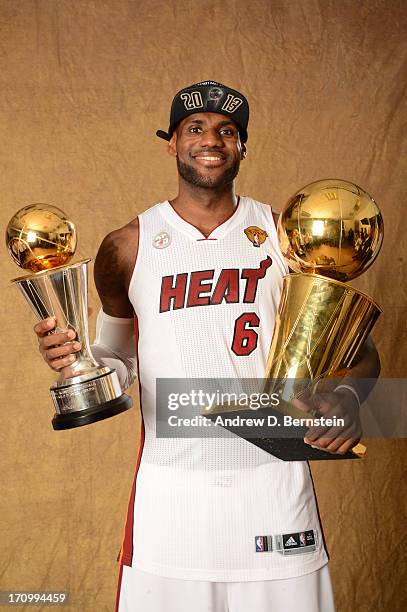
1, 1, 406, 611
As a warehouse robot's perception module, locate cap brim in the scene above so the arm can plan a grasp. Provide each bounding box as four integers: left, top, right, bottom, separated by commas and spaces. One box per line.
156, 129, 171, 141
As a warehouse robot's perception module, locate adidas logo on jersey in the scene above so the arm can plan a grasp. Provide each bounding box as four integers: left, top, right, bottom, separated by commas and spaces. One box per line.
277, 530, 317, 555
284, 536, 297, 546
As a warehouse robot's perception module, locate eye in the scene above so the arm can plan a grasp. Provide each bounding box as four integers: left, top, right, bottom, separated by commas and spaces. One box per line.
220, 128, 236, 136
188, 126, 202, 134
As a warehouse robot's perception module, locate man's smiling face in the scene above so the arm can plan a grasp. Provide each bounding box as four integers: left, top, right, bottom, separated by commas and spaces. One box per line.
168, 112, 246, 189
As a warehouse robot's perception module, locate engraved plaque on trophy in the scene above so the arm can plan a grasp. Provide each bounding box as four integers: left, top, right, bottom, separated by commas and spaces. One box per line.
6, 204, 133, 430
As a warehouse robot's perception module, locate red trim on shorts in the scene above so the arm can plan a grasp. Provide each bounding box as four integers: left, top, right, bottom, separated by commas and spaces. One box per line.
169, 196, 241, 239
117, 314, 145, 567
115, 563, 124, 612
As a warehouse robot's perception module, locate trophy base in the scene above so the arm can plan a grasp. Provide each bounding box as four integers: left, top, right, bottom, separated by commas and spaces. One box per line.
206, 405, 361, 461
52, 393, 132, 430
246, 437, 359, 461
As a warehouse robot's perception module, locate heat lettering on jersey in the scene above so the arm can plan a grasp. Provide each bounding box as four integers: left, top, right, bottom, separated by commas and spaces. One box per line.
241, 257, 272, 302
159, 256, 272, 313
186, 269, 215, 307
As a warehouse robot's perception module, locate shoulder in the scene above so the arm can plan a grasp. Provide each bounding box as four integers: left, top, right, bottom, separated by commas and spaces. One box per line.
94, 218, 139, 296
97, 218, 138, 264
94, 200, 166, 281
244, 197, 280, 229
100, 217, 139, 248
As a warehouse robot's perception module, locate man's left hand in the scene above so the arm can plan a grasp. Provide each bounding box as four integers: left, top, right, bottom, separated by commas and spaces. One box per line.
292, 388, 362, 455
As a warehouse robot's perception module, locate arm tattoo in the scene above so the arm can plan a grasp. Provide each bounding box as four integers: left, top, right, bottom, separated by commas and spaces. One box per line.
94, 235, 126, 310
93, 222, 137, 317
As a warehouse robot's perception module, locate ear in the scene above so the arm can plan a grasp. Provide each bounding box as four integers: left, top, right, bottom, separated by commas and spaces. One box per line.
241, 143, 247, 160
167, 132, 177, 158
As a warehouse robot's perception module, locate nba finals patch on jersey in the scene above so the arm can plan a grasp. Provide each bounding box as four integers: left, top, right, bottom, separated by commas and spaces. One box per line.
244, 226, 268, 247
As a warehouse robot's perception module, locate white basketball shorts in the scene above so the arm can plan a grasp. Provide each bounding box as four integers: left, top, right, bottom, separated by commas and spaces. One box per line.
117, 564, 335, 612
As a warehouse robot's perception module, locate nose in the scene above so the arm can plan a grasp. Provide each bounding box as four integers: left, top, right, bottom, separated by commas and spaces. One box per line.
199, 127, 224, 148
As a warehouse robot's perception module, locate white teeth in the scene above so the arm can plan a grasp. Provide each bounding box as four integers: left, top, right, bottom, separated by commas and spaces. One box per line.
196, 156, 223, 161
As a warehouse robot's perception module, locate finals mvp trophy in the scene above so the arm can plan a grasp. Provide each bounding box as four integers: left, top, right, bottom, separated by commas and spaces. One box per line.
6, 204, 133, 430
205, 179, 383, 460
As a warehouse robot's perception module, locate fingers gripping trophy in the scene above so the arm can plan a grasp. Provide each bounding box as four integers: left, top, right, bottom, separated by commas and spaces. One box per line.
6, 204, 132, 430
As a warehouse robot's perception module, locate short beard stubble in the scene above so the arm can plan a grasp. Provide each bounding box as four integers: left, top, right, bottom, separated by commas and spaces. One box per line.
177, 156, 241, 189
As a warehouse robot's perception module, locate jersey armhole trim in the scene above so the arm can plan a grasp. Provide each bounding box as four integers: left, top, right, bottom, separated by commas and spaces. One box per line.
267, 205, 290, 274
266, 203, 278, 240
270, 206, 280, 230
127, 216, 141, 303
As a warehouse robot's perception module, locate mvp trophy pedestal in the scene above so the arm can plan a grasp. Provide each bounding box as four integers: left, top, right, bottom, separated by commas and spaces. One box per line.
7, 204, 132, 430
13, 260, 132, 430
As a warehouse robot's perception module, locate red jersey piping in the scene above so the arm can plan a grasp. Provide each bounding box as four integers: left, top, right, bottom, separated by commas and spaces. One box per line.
115, 564, 124, 612
271, 208, 280, 229
127, 216, 140, 301
169, 196, 241, 239
117, 219, 144, 569
117, 314, 144, 567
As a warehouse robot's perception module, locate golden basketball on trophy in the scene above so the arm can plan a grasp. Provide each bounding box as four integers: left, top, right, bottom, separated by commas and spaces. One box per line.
265, 178, 383, 399
6, 204, 77, 272
6, 204, 132, 430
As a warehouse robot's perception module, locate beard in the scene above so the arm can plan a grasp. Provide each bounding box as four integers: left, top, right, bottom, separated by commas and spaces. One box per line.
177, 156, 240, 189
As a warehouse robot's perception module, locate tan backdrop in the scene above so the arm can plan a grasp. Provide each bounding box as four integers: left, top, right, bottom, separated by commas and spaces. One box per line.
1, 1, 406, 611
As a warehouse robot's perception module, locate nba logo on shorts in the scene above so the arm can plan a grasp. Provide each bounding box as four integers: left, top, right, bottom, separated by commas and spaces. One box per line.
300, 532, 306, 546
255, 536, 264, 552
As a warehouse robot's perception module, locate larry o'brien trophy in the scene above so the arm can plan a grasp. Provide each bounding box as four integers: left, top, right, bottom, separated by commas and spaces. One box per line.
262, 178, 383, 459
6, 204, 133, 430
206, 179, 383, 460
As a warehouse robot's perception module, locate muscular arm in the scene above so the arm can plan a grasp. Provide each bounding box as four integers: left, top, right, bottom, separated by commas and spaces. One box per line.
87, 219, 140, 388
341, 335, 381, 400
94, 218, 139, 317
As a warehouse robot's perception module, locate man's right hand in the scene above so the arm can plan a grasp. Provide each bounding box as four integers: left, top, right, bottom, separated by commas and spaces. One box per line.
34, 317, 82, 371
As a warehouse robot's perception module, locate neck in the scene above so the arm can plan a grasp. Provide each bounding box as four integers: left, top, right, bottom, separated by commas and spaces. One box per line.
170, 179, 238, 237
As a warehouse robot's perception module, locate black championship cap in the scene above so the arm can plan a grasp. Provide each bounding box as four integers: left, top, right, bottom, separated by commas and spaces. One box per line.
156, 80, 249, 143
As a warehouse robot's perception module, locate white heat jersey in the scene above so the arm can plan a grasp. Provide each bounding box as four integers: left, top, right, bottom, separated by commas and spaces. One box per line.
118, 197, 328, 581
